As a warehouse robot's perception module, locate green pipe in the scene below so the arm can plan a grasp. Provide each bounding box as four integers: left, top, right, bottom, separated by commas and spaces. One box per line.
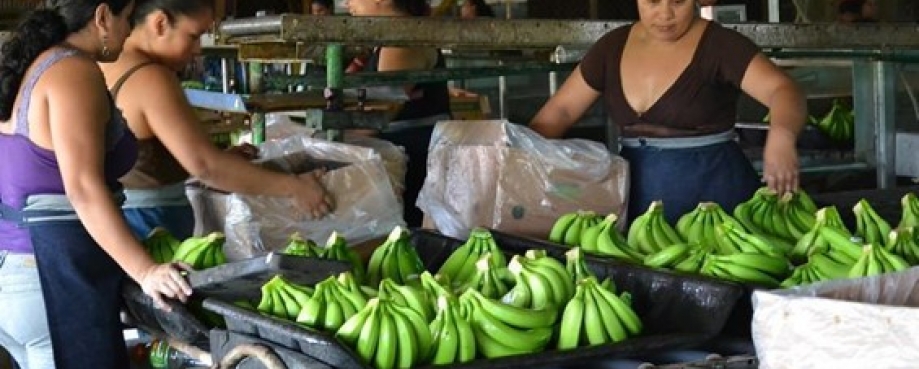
766, 49, 919, 63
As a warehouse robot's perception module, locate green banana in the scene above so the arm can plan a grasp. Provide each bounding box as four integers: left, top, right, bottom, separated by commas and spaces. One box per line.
429, 297, 461, 364
466, 289, 557, 329
281, 232, 322, 257
887, 227, 919, 265
899, 193, 919, 229
172, 232, 226, 270
854, 199, 892, 246
556, 287, 586, 350
592, 282, 643, 336
549, 212, 579, 244
142, 227, 180, 263
367, 226, 423, 286
319, 232, 366, 284
643, 243, 694, 269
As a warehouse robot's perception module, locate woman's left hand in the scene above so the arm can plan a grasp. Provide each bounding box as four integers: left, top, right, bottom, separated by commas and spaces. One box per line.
762, 132, 799, 195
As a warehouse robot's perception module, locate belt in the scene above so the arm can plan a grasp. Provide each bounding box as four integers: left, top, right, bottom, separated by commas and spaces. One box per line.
620, 129, 737, 149
384, 114, 451, 134
122, 182, 189, 209
0, 192, 125, 226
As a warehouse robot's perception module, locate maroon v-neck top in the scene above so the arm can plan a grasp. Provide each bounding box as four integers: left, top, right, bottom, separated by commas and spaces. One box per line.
579, 21, 760, 138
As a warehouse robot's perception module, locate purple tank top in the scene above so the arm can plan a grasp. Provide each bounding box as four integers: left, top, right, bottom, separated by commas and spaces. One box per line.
0, 49, 138, 253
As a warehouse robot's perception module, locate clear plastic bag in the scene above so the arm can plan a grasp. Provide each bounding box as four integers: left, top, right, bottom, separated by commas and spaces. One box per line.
189, 135, 405, 260
417, 119, 629, 240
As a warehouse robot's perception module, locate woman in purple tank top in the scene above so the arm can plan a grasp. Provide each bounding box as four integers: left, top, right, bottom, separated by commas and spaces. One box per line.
0, 1, 192, 368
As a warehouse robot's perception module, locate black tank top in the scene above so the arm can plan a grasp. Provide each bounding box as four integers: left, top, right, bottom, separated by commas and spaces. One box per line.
366, 48, 452, 121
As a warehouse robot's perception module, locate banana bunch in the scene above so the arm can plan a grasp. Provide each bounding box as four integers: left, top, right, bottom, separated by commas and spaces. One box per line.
319, 232, 366, 284
337, 271, 375, 300
701, 252, 791, 287
887, 227, 919, 265
848, 243, 910, 278
791, 206, 854, 264
377, 278, 433, 321
815, 99, 855, 142
503, 251, 574, 309
458, 289, 557, 359
627, 201, 684, 254
367, 226, 425, 286
899, 193, 919, 229
564, 247, 616, 291
813, 225, 865, 265
458, 253, 514, 300
419, 271, 454, 301
557, 277, 642, 350
734, 188, 817, 242
437, 227, 506, 287
579, 214, 644, 263
143, 227, 180, 263
854, 199, 892, 246
548, 210, 604, 247
780, 253, 851, 288
428, 295, 477, 365
256, 275, 314, 321
297, 275, 369, 332
171, 232, 227, 270
335, 298, 432, 369
676, 202, 745, 248
715, 222, 788, 257
643, 243, 704, 271
281, 232, 322, 257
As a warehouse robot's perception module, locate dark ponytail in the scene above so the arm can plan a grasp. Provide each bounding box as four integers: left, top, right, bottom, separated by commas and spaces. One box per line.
0, 10, 68, 121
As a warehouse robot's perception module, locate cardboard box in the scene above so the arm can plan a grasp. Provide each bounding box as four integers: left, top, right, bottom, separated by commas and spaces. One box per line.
419, 120, 629, 240
188, 141, 405, 261
752, 268, 919, 369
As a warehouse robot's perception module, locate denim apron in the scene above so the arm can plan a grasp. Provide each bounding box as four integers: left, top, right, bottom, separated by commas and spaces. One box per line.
619, 129, 761, 226
0, 194, 130, 369
122, 183, 195, 240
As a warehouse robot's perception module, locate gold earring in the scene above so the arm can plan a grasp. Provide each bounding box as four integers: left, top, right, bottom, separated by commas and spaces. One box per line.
101, 36, 110, 58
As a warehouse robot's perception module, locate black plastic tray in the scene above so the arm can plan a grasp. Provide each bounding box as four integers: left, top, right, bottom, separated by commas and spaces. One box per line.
121, 253, 350, 344
189, 253, 351, 300
487, 230, 745, 337
204, 229, 744, 368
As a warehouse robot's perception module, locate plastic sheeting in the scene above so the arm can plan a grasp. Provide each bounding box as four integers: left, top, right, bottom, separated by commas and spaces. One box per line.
417, 119, 629, 240
188, 135, 405, 261
752, 268, 919, 369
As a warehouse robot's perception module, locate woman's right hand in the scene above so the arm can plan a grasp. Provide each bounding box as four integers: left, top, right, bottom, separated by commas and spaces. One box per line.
289, 169, 335, 220
137, 262, 194, 312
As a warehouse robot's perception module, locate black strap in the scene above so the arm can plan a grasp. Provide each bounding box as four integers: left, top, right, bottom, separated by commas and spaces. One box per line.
110, 62, 158, 100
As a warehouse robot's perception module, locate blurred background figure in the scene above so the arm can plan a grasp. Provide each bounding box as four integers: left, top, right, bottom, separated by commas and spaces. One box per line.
311, 0, 335, 15
459, 0, 493, 19
837, 0, 878, 23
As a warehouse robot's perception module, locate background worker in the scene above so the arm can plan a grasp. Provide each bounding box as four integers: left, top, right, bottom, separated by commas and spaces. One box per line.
529, 0, 806, 224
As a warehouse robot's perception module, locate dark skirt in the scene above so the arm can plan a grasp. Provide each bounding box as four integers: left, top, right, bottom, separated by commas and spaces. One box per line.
123, 204, 196, 240
619, 140, 761, 226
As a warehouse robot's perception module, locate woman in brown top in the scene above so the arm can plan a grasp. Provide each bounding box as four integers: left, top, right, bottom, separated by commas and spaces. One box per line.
530, 0, 805, 224
100, 0, 334, 240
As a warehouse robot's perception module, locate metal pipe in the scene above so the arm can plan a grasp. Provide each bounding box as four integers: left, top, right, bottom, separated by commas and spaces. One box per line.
767, 49, 919, 63
218, 15, 283, 37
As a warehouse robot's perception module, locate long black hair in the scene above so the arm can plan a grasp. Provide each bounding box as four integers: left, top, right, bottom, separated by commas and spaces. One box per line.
131, 0, 212, 26
0, 0, 133, 121
393, 0, 430, 16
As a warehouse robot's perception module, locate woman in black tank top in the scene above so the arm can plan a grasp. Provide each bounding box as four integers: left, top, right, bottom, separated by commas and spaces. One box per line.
347, 0, 452, 227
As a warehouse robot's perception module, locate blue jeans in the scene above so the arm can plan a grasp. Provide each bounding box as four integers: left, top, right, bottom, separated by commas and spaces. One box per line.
122, 205, 195, 241
620, 140, 761, 226
0, 253, 54, 369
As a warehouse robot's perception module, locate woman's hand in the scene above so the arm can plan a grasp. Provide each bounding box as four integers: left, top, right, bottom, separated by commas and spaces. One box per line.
762, 131, 800, 195
137, 262, 194, 311
289, 169, 335, 220
225, 143, 259, 160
